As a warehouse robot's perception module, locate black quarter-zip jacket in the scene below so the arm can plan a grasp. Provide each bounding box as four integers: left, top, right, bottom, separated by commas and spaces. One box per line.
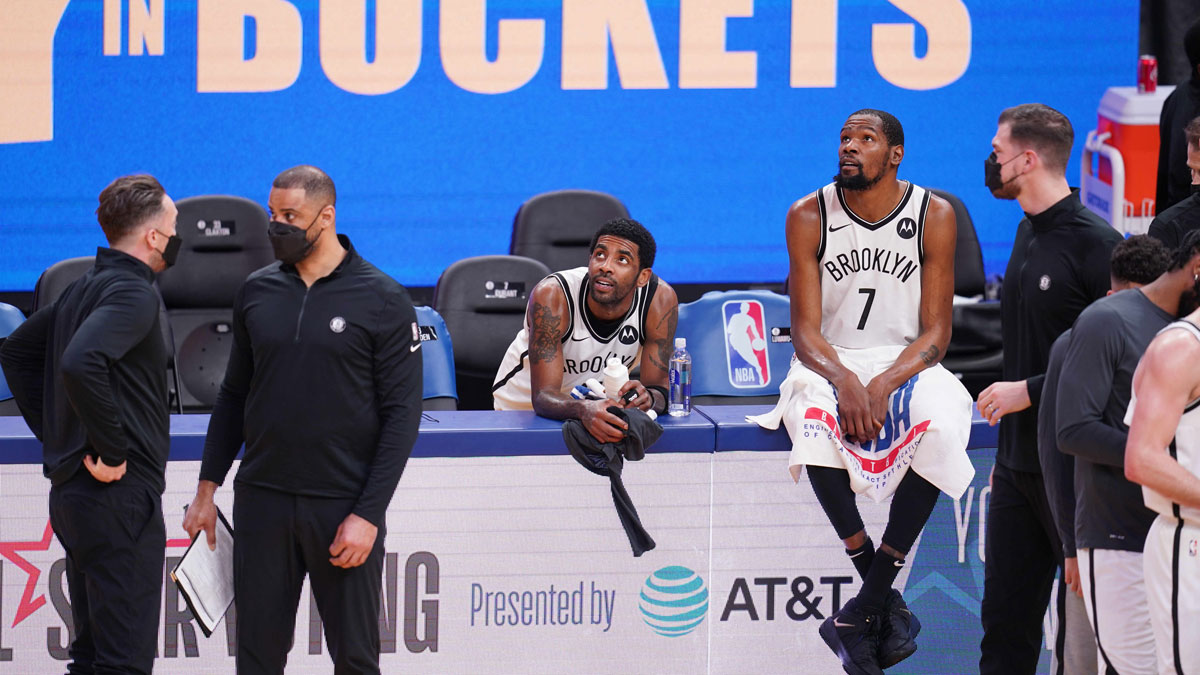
996, 190, 1123, 473
199, 235, 422, 526
0, 247, 170, 492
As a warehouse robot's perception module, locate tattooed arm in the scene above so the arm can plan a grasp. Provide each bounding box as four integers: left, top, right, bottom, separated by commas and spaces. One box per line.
526, 279, 630, 442
631, 280, 678, 414
865, 194, 957, 423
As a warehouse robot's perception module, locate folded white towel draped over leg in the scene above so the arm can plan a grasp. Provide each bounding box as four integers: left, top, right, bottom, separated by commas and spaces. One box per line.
748, 344, 975, 502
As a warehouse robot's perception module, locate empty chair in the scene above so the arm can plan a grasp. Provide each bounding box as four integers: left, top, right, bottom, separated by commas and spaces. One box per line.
0, 302, 26, 416
31, 256, 94, 311
675, 290, 793, 405
930, 188, 1002, 398
158, 195, 273, 412
433, 255, 552, 410
509, 190, 630, 271
414, 306, 457, 411
932, 188, 986, 299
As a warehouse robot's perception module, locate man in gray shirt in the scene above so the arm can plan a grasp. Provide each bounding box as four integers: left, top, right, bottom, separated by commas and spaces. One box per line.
1038, 235, 1170, 675
1056, 230, 1200, 673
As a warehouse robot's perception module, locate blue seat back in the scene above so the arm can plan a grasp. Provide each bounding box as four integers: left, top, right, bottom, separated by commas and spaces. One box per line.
0, 303, 27, 400
675, 290, 793, 397
414, 306, 457, 403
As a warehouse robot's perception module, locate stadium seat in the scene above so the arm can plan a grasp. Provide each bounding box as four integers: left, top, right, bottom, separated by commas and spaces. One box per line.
930, 189, 1003, 398
933, 188, 987, 299
31, 256, 94, 311
0, 302, 26, 415
414, 306, 457, 410
433, 255, 552, 410
158, 195, 273, 412
676, 290, 793, 405
509, 190, 630, 271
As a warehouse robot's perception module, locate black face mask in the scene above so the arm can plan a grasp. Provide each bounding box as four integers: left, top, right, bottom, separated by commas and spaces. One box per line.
984, 150, 1029, 194
983, 152, 1006, 192
154, 230, 182, 268
268, 213, 323, 265
1190, 183, 1200, 196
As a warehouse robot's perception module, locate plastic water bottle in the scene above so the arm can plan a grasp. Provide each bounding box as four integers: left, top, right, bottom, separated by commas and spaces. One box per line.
668, 337, 692, 417
602, 358, 629, 399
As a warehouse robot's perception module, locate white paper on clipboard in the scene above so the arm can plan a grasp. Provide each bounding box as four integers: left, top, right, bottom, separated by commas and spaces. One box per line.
170, 509, 234, 637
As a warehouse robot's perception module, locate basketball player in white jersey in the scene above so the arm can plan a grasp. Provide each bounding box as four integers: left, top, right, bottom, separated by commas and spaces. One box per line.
1125, 241, 1200, 675
750, 110, 973, 674
493, 218, 678, 442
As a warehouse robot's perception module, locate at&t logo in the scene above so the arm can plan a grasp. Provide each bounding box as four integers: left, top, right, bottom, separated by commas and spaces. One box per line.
638, 566, 708, 637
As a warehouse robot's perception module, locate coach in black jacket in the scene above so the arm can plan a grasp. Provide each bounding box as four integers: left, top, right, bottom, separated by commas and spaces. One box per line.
184, 165, 422, 675
0, 175, 180, 674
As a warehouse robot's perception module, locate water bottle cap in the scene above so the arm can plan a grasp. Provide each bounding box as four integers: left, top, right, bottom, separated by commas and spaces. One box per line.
603, 359, 628, 379
675, 337, 686, 348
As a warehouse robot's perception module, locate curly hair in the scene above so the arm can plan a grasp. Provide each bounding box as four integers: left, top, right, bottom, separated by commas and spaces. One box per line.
1111, 235, 1171, 285
589, 217, 656, 270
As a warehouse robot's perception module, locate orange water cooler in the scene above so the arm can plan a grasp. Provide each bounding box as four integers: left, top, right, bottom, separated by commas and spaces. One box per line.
1081, 85, 1175, 234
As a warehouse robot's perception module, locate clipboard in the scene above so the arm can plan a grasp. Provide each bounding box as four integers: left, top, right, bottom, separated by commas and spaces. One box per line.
170, 508, 235, 638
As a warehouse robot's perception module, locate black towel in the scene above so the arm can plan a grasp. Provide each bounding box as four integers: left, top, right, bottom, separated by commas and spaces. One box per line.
562, 407, 663, 556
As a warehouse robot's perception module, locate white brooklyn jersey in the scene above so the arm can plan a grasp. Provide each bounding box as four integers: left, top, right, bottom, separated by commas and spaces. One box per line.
1127, 319, 1200, 524
816, 181, 930, 349
492, 267, 657, 411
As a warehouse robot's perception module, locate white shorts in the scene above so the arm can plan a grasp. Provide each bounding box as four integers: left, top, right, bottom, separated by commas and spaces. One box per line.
748, 344, 974, 502
1078, 547, 1157, 674
1144, 516, 1200, 674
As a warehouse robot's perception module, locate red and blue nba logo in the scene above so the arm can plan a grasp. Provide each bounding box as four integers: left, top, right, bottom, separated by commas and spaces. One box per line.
722, 300, 770, 388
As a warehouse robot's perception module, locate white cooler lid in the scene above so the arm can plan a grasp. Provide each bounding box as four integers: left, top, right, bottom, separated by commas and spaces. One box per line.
1098, 85, 1176, 125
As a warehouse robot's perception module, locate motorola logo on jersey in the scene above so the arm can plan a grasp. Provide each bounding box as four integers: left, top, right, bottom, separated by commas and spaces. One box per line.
722, 301, 770, 388
896, 217, 916, 240
618, 325, 639, 345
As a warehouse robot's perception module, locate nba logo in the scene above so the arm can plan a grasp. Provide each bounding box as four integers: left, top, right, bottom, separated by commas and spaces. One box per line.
722, 300, 770, 388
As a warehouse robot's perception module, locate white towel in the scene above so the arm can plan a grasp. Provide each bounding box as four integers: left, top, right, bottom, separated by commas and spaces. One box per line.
748, 345, 974, 502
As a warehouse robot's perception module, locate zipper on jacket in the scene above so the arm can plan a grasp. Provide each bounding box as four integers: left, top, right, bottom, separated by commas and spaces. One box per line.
294, 287, 311, 343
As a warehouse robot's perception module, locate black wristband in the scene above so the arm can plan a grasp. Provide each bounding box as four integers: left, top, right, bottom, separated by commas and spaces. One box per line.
646, 385, 669, 415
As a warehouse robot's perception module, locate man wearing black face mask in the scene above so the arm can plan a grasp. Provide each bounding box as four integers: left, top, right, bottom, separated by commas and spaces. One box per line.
1149, 116, 1200, 251
0, 174, 178, 674
183, 165, 422, 674
976, 104, 1124, 675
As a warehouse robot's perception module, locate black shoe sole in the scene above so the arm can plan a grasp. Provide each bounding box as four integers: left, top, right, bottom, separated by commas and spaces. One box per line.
819, 618, 884, 675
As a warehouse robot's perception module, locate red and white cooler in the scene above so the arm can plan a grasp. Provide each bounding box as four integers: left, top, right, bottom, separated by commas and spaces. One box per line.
1082, 85, 1175, 234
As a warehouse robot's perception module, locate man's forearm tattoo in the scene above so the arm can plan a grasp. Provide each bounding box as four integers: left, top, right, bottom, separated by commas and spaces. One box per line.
649, 302, 679, 372
920, 344, 940, 366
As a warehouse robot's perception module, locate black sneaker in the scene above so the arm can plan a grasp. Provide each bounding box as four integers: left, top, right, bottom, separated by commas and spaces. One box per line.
818, 597, 885, 675
878, 589, 921, 668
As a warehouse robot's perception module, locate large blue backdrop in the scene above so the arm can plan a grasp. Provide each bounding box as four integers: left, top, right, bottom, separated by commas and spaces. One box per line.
0, 1, 1137, 290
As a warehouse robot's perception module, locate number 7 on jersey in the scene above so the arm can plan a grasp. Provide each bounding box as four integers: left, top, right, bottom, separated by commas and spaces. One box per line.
856, 288, 876, 330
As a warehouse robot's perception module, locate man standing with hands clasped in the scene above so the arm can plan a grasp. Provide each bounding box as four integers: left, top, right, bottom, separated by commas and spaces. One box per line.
183, 165, 423, 674
976, 104, 1124, 674
0, 174, 180, 674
